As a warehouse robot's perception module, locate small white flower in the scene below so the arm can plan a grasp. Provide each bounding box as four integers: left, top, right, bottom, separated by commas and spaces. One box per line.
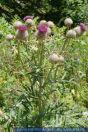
66, 30, 76, 38
47, 21, 54, 28
64, 18, 73, 26
83, 112, 88, 116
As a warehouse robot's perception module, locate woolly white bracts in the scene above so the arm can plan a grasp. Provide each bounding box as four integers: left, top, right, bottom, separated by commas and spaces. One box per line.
49, 53, 64, 64
47, 27, 52, 36
47, 21, 54, 28
36, 31, 47, 40
16, 30, 28, 40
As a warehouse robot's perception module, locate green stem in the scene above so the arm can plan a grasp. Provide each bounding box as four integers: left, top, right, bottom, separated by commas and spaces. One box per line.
40, 43, 44, 65
38, 78, 43, 126
37, 42, 44, 127
39, 44, 44, 127
17, 42, 32, 83
17, 42, 20, 59
60, 38, 68, 54
54, 65, 59, 81
43, 64, 54, 88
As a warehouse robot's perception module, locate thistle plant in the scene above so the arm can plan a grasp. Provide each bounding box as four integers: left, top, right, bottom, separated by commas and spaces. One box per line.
0, 17, 88, 131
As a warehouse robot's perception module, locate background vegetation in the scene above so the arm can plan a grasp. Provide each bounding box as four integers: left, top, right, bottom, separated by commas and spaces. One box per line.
0, 0, 88, 25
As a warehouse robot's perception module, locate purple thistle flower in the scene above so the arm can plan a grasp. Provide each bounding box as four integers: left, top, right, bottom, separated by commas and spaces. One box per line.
38, 24, 48, 33
80, 23, 86, 31
23, 16, 33, 21
18, 25, 28, 32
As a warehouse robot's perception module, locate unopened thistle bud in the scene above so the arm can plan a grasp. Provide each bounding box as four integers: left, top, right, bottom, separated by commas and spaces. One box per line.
39, 20, 47, 25
49, 53, 64, 64
66, 30, 76, 38
73, 26, 82, 36
49, 53, 59, 64
64, 18, 73, 27
14, 21, 22, 29
25, 19, 34, 28
47, 21, 54, 28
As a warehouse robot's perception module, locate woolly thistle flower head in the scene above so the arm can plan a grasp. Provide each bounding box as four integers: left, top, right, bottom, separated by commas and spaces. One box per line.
80, 23, 87, 31
14, 21, 23, 29
23, 16, 33, 21
64, 18, 73, 26
66, 30, 76, 38
18, 25, 28, 32
38, 23, 48, 33
16, 25, 28, 40
16, 30, 28, 40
